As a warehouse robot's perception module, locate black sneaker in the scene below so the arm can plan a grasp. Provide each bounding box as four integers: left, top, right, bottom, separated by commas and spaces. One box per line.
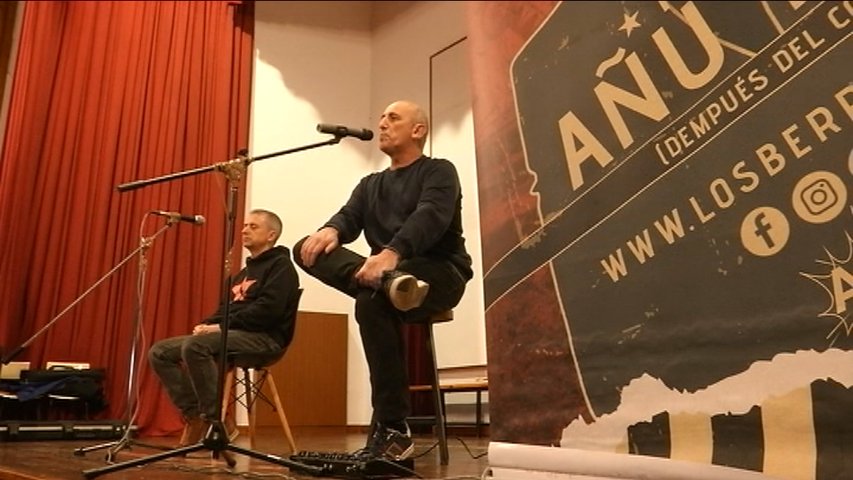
382, 270, 429, 312
364, 422, 414, 460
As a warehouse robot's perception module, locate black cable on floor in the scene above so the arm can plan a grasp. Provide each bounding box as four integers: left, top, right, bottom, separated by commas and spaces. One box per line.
452, 437, 487, 460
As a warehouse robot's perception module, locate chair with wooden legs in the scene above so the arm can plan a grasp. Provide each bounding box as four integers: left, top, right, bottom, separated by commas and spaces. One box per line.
220, 350, 297, 452
220, 288, 302, 452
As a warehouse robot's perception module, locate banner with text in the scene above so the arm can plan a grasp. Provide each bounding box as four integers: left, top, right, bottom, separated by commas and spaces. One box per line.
470, 1, 852, 477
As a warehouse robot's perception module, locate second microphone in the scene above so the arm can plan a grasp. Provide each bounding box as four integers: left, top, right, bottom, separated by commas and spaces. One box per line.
152, 211, 206, 225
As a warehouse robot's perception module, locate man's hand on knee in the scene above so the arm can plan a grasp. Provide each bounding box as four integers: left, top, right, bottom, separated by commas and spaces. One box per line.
299, 227, 340, 267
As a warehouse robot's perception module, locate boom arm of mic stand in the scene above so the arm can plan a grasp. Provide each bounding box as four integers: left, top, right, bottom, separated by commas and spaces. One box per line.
116, 137, 342, 193
1, 222, 175, 366
118, 163, 218, 193
249, 136, 341, 163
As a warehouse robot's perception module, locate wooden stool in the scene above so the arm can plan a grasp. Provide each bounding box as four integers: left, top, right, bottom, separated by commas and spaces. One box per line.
221, 351, 297, 452
221, 288, 302, 452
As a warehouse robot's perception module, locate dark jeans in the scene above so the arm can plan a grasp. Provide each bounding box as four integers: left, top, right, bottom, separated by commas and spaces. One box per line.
148, 329, 281, 419
293, 237, 467, 424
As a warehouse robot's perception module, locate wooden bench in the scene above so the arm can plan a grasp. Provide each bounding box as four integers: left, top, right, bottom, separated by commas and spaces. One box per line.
409, 366, 488, 437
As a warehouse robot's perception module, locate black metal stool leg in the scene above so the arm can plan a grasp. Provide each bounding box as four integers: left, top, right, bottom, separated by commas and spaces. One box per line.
426, 322, 449, 465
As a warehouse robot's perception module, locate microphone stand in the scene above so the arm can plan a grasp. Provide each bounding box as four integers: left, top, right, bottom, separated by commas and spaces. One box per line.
0, 220, 174, 367
72, 220, 178, 460
82, 136, 345, 479
1, 217, 179, 461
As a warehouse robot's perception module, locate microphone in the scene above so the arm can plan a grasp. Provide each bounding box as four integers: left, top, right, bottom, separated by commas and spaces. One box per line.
151, 211, 206, 225
317, 123, 374, 141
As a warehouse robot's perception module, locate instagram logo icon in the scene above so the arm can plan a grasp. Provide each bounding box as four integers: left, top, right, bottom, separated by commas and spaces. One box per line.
792, 171, 847, 224
800, 179, 838, 215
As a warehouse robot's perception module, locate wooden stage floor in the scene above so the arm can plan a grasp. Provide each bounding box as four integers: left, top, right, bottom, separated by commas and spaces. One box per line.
0, 425, 490, 480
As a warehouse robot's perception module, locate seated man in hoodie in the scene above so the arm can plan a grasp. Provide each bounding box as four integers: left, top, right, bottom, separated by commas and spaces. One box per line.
149, 209, 300, 446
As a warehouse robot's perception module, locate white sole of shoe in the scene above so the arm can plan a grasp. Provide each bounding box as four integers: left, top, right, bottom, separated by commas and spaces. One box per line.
388, 276, 429, 311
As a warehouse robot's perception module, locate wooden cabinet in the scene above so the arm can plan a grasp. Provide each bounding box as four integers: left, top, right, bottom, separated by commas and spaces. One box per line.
254, 311, 348, 426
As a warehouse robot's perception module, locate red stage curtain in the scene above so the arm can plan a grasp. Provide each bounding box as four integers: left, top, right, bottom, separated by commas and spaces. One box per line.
0, 0, 253, 436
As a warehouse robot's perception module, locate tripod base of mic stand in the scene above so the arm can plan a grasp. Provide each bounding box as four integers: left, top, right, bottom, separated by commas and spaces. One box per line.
74, 435, 170, 462
81, 420, 322, 479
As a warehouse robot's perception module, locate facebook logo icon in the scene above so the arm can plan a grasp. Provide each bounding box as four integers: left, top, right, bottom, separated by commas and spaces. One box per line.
741, 207, 790, 257
753, 212, 775, 249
